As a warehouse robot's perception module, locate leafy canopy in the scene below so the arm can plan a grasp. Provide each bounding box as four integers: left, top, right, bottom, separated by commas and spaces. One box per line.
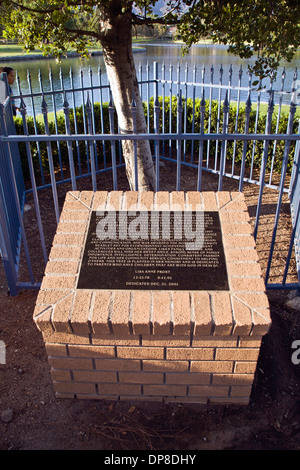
1, 0, 299, 78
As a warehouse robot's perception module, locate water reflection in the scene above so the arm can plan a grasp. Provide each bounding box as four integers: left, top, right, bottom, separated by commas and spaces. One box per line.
8, 43, 299, 115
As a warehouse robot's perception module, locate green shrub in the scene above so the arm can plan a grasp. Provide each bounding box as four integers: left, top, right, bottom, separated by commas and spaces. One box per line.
14, 97, 298, 182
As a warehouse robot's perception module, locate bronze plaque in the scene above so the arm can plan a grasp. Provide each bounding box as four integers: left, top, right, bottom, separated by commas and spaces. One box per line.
77, 211, 229, 291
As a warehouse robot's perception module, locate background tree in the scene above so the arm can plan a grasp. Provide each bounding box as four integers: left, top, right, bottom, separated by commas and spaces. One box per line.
1, 0, 299, 191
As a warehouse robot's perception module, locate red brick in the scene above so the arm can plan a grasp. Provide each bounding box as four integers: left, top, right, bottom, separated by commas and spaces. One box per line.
117, 346, 164, 360
51, 294, 74, 332
152, 291, 171, 335
231, 297, 252, 335
186, 191, 203, 210
94, 358, 141, 371
215, 347, 260, 361
142, 360, 189, 372
143, 384, 187, 396
33, 306, 54, 333
212, 373, 255, 385
202, 192, 217, 211
73, 370, 117, 382
166, 347, 214, 361
131, 291, 151, 334
91, 291, 112, 335
110, 291, 131, 334
70, 291, 92, 334
166, 373, 210, 385
234, 362, 258, 373
54, 381, 95, 395
189, 385, 229, 397
212, 292, 233, 335
193, 292, 212, 335
172, 292, 191, 335
190, 361, 233, 373
49, 357, 94, 370
118, 372, 163, 384
68, 345, 115, 358
170, 191, 185, 209
97, 383, 141, 395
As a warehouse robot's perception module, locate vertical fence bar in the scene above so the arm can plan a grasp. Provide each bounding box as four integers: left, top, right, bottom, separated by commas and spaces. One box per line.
86, 94, 97, 192
89, 66, 99, 171
250, 78, 262, 180
265, 92, 297, 284
26, 69, 45, 185
190, 64, 197, 163
253, 91, 275, 240
69, 66, 82, 176
231, 65, 243, 175
183, 64, 188, 162
108, 92, 118, 191
154, 95, 160, 191
19, 98, 48, 264
162, 62, 166, 157
197, 90, 206, 192
239, 92, 252, 192
80, 67, 90, 172
63, 94, 77, 191
146, 62, 150, 133
214, 64, 223, 171
218, 91, 229, 191
169, 64, 173, 158
269, 68, 286, 185
176, 90, 183, 191
98, 66, 107, 169
41, 96, 60, 224
206, 65, 214, 168
48, 68, 64, 180
131, 94, 138, 192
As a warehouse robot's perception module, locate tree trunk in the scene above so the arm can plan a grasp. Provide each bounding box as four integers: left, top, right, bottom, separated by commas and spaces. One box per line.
100, 9, 156, 191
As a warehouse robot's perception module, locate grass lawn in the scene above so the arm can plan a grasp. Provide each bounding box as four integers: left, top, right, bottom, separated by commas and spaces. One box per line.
0, 43, 103, 58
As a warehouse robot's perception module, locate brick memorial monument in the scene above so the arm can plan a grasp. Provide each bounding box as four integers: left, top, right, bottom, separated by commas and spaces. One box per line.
33, 191, 271, 404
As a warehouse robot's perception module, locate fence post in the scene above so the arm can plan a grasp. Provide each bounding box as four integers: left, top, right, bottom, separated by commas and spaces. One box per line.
0, 102, 35, 287
0, 103, 18, 296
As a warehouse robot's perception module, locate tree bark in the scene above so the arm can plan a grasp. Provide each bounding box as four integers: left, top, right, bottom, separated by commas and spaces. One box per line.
99, 8, 156, 191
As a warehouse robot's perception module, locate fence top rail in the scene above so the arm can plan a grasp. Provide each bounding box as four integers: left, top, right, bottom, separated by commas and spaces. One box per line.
1, 132, 299, 143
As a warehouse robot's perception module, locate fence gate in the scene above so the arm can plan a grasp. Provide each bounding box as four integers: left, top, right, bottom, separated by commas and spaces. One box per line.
0, 74, 27, 296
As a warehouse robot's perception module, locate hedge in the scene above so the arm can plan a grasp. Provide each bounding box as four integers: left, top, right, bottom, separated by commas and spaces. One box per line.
13, 97, 298, 182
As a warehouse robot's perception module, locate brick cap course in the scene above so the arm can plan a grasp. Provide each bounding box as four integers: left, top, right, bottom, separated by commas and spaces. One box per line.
34, 191, 271, 339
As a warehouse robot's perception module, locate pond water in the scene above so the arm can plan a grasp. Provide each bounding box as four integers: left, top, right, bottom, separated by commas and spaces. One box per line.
7, 42, 300, 115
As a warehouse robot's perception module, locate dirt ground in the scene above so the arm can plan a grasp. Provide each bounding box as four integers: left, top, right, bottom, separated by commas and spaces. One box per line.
0, 162, 299, 451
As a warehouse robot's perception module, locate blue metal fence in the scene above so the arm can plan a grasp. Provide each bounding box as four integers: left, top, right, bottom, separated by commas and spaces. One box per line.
0, 62, 299, 295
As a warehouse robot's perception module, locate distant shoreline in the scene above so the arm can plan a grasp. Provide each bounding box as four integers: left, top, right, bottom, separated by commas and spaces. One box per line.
0, 47, 146, 62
